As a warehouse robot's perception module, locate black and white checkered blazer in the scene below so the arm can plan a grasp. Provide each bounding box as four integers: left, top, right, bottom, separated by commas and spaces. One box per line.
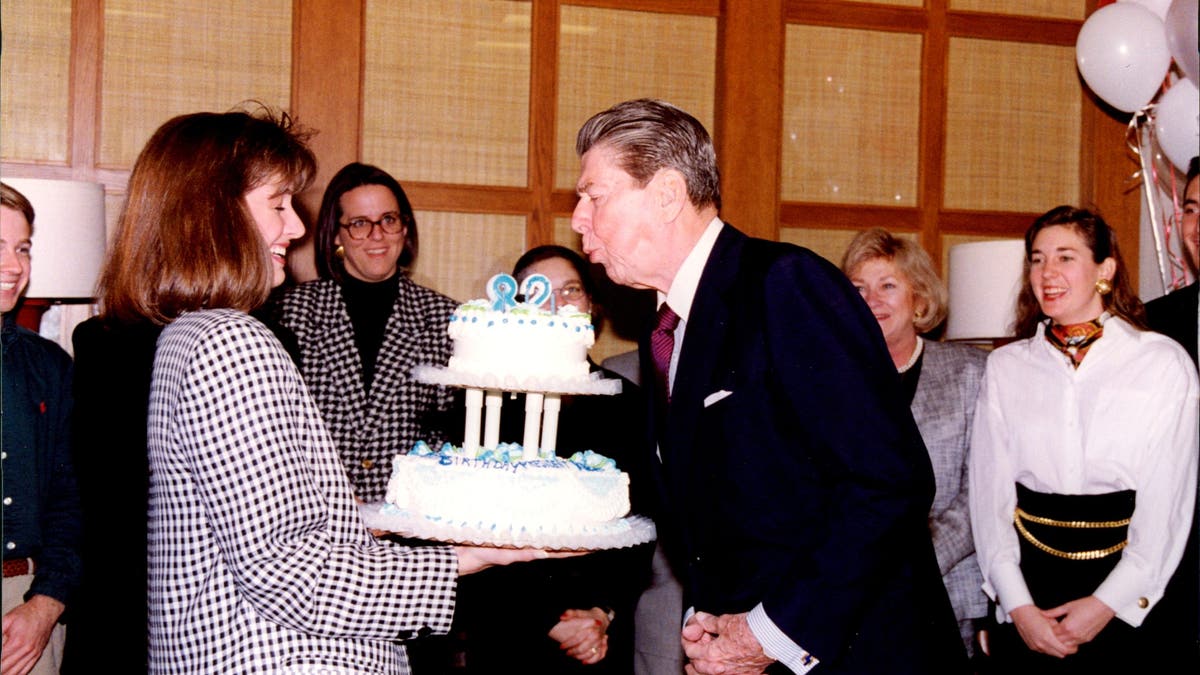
147, 309, 458, 674
277, 276, 458, 502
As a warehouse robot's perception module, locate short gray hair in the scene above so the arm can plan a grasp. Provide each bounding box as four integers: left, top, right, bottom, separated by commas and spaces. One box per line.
576, 99, 721, 211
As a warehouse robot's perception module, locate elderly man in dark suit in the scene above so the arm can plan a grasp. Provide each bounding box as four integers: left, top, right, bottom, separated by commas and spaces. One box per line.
569, 98, 966, 674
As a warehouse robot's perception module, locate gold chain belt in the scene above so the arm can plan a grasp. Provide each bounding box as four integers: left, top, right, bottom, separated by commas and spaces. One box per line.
1013, 507, 1129, 561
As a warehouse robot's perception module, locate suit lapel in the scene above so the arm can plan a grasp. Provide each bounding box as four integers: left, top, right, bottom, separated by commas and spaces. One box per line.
326, 286, 370, 432
660, 226, 745, 468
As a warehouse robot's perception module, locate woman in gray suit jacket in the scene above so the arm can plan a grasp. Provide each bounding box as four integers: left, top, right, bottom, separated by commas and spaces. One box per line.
843, 228, 989, 657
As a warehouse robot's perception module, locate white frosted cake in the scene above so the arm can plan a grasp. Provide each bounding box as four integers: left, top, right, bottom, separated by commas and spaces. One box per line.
447, 298, 594, 382
384, 441, 630, 534
372, 273, 649, 547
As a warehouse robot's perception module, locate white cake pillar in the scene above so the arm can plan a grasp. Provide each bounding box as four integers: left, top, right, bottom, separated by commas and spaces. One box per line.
463, 388, 484, 455
522, 392, 544, 460
483, 389, 503, 449
540, 393, 562, 457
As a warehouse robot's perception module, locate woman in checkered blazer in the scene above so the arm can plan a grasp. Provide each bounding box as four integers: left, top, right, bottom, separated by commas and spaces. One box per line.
106, 108, 547, 674
275, 162, 460, 504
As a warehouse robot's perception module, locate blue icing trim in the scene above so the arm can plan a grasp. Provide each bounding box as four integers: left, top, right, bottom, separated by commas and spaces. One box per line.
567, 450, 617, 471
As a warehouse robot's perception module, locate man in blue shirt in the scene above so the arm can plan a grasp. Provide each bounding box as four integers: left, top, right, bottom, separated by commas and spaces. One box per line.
1, 182, 82, 675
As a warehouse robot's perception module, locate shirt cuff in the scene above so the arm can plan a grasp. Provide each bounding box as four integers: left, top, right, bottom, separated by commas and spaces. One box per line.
989, 561, 1034, 619
1094, 561, 1156, 627
747, 603, 818, 674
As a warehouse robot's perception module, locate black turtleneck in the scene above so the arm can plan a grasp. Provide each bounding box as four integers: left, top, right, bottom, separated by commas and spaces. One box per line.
340, 271, 401, 391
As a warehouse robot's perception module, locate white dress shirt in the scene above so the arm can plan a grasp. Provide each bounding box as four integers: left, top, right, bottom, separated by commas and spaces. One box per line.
969, 316, 1199, 627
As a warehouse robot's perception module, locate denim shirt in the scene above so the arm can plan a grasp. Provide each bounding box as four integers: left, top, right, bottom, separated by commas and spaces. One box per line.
1, 314, 82, 606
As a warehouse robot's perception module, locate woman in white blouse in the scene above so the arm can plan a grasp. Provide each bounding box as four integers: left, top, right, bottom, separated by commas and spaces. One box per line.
970, 206, 1199, 672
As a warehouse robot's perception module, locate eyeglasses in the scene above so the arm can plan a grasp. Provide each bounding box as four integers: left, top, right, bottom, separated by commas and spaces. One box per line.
553, 283, 587, 301
340, 212, 405, 240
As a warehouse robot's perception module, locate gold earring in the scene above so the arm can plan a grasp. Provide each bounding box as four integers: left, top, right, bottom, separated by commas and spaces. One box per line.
335, 245, 345, 259
1095, 278, 1112, 295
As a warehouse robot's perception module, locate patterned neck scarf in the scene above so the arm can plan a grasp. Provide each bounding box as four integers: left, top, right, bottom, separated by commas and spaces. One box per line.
1046, 317, 1104, 368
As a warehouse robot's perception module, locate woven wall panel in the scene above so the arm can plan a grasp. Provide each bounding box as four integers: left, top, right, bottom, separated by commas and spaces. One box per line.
100, 0, 292, 169
839, 0, 923, 6
105, 193, 127, 242
780, 227, 858, 266
950, 0, 1084, 20
781, 226, 920, 268
363, 0, 530, 187
555, 6, 717, 190
553, 216, 583, 251
782, 25, 921, 206
1, 0, 71, 163
408, 211, 526, 304
944, 38, 1080, 212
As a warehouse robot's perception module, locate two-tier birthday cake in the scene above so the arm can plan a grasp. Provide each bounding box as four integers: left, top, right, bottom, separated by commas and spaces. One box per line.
362, 273, 654, 549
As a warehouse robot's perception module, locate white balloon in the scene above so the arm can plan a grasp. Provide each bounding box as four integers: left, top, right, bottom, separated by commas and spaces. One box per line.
1164, 0, 1199, 84
1153, 78, 1199, 173
1119, 0, 1173, 21
1076, 3, 1172, 113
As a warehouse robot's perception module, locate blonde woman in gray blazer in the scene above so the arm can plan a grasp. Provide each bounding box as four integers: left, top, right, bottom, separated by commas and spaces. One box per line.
843, 228, 989, 656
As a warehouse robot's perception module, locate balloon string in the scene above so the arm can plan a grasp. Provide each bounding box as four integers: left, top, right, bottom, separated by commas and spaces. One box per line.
1130, 108, 1170, 292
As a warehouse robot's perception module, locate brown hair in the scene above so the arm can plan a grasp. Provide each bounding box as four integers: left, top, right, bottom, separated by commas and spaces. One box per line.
841, 228, 948, 334
1, 182, 36, 231
99, 107, 315, 324
576, 98, 721, 211
314, 162, 418, 284
1013, 206, 1145, 338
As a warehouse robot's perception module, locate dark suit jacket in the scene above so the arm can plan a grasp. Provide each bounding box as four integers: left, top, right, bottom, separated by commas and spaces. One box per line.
64, 318, 162, 674
1146, 281, 1198, 367
645, 225, 966, 673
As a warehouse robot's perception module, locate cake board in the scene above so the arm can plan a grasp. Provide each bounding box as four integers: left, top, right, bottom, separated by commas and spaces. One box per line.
361, 503, 655, 551
412, 365, 622, 396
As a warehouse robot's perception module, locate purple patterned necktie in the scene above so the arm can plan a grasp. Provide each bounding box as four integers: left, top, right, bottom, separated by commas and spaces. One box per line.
651, 303, 680, 404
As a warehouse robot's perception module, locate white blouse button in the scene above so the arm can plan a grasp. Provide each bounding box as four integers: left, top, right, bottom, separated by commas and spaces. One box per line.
6, 542, 15, 550
2, 497, 11, 505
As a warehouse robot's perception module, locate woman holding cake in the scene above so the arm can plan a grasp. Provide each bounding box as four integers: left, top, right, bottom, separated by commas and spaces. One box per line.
451, 245, 652, 674
275, 162, 460, 503
840, 229, 988, 659
114, 108, 553, 674
969, 206, 1198, 672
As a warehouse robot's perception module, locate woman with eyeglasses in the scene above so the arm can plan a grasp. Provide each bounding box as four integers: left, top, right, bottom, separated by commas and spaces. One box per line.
445, 245, 652, 674
276, 162, 460, 504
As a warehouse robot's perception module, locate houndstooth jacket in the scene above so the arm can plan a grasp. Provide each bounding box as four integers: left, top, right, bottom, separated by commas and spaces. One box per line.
277, 276, 458, 502
911, 339, 989, 625
147, 309, 459, 674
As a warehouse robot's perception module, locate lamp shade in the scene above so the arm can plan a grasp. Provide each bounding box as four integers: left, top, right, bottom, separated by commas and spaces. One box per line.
3, 178, 107, 300
945, 239, 1026, 342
